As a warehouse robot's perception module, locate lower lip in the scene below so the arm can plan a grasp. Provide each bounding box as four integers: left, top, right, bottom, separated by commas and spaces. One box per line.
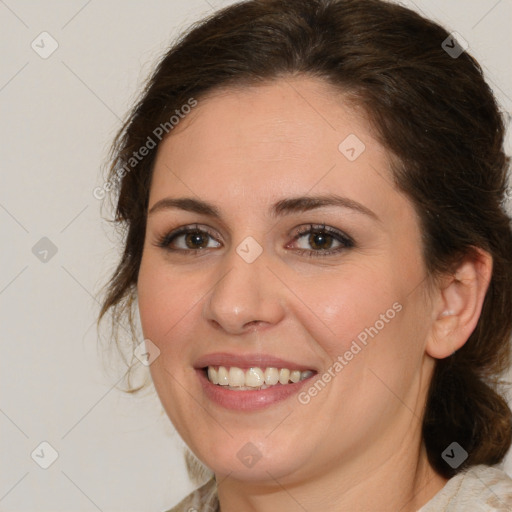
197, 369, 315, 411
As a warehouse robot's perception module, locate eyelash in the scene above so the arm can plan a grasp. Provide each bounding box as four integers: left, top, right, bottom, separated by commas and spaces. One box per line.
154, 223, 354, 258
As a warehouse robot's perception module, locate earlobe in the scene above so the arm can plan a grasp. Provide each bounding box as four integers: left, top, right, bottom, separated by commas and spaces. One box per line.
426, 248, 493, 360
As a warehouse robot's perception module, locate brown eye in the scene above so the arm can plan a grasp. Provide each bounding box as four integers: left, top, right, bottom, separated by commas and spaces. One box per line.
290, 224, 354, 258
184, 231, 210, 249
307, 231, 335, 251
156, 225, 221, 252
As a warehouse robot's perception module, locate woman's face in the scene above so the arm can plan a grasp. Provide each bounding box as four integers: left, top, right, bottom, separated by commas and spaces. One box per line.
137, 77, 437, 484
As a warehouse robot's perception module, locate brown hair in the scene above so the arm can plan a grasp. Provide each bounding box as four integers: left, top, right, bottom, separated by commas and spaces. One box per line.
97, 0, 512, 479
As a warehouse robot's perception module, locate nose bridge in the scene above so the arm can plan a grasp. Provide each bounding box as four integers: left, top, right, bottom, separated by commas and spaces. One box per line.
203, 237, 285, 333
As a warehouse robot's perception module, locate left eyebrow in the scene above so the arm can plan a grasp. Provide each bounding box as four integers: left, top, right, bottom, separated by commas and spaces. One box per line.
271, 194, 379, 221
148, 194, 380, 222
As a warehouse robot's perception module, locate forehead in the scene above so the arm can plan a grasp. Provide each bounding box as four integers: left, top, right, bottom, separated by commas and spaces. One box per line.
157, 77, 373, 166
149, 76, 403, 221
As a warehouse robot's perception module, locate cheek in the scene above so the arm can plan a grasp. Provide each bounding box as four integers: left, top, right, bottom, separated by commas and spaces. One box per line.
290, 265, 400, 359
136, 259, 196, 381
137, 260, 203, 427
307, 271, 428, 423
290, 260, 424, 418
137, 257, 192, 339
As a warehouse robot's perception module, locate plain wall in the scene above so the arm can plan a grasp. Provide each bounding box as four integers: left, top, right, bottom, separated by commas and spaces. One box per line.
1, 1, 511, 510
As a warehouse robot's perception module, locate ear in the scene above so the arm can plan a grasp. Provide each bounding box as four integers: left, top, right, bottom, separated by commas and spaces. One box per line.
426, 247, 493, 359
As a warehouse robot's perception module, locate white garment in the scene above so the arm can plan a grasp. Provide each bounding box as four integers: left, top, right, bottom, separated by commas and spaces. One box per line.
417, 464, 512, 511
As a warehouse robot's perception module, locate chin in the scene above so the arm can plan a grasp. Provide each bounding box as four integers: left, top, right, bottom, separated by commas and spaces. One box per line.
188, 434, 314, 484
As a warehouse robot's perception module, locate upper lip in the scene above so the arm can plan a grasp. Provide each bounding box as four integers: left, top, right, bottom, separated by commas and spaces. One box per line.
194, 352, 317, 372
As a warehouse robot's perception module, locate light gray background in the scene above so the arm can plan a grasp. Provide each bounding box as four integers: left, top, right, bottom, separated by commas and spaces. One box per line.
1, 1, 511, 511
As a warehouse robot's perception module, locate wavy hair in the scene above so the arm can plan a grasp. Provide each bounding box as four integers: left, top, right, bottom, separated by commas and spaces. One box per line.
97, 0, 512, 479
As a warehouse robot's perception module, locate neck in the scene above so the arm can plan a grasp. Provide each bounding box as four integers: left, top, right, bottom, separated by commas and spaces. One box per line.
215, 429, 448, 512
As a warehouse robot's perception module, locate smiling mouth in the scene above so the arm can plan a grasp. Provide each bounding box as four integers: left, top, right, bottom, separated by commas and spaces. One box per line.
204, 365, 316, 390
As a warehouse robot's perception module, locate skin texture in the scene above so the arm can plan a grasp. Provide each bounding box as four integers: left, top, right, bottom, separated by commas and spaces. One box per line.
137, 76, 492, 511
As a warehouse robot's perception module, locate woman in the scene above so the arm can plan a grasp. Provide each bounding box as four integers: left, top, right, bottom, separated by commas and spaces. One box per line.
98, 0, 512, 510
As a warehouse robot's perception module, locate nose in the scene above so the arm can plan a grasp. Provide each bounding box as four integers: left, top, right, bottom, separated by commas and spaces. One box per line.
203, 245, 286, 335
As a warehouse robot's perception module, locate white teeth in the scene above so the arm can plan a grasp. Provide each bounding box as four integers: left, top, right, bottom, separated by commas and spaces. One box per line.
208, 367, 219, 385
217, 366, 229, 385
290, 370, 301, 383
206, 366, 314, 388
279, 368, 290, 385
264, 367, 279, 385
228, 367, 245, 387
245, 367, 264, 387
